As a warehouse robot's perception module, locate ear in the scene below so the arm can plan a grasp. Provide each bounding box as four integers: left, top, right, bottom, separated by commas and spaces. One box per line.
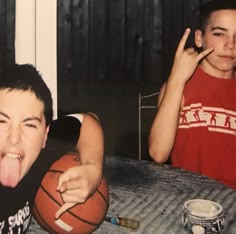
195, 29, 203, 48
42, 125, 50, 149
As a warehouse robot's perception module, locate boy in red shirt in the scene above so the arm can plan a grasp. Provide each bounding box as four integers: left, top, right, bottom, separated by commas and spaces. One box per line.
149, 0, 236, 189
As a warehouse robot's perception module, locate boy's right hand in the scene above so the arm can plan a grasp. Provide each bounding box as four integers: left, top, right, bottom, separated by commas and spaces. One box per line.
169, 28, 214, 85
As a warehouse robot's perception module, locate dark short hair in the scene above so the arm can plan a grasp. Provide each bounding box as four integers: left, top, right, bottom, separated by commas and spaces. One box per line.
0, 63, 53, 126
198, 0, 236, 32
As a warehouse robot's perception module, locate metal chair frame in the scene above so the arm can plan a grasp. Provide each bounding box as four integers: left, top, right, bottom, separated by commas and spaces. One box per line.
138, 92, 158, 160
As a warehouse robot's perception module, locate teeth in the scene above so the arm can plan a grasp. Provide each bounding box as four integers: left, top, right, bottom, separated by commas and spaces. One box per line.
5, 153, 21, 160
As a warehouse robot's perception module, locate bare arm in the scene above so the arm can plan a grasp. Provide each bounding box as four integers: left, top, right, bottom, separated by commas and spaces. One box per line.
148, 78, 185, 163
76, 113, 104, 188
55, 112, 104, 218
148, 28, 214, 163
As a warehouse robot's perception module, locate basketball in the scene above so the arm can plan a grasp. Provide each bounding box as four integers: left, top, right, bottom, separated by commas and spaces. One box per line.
33, 153, 109, 234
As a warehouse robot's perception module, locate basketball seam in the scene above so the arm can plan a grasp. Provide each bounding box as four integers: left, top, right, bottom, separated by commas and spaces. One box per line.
96, 188, 109, 209
95, 186, 109, 225
33, 206, 57, 234
48, 169, 64, 173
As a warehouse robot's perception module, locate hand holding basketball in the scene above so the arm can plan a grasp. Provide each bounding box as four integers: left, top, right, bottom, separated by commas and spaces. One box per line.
33, 153, 109, 234
56, 162, 102, 218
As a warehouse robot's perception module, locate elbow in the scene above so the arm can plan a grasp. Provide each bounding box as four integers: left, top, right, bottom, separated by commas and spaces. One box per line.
148, 145, 169, 163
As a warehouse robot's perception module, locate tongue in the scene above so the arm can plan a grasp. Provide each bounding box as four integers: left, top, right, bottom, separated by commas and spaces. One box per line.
0, 156, 21, 187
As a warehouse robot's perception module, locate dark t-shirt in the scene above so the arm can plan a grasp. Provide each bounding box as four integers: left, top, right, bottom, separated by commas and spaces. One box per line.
0, 116, 81, 233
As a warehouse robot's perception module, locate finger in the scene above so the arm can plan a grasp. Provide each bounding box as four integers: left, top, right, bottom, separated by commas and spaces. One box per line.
55, 202, 76, 219
176, 28, 191, 52
196, 46, 214, 61
61, 192, 86, 204
60, 183, 89, 202
57, 173, 69, 191
185, 47, 195, 54
60, 184, 85, 197
58, 177, 85, 193
57, 168, 77, 191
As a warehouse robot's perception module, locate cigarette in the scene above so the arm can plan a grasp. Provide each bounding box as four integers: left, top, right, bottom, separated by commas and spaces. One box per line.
105, 215, 140, 230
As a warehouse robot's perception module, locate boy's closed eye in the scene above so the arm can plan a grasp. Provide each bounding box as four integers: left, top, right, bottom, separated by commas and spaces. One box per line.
213, 32, 224, 37
23, 117, 42, 129
24, 123, 37, 128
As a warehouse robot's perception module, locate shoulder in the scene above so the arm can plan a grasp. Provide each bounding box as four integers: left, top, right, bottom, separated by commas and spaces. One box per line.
66, 112, 100, 123
51, 113, 83, 128
77, 113, 103, 143
49, 113, 101, 135
79, 112, 102, 132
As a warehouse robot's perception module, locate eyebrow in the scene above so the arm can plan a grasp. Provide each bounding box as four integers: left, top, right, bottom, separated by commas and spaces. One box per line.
0, 111, 42, 123
23, 117, 42, 123
211, 27, 227, 31
0, 112, 9, 119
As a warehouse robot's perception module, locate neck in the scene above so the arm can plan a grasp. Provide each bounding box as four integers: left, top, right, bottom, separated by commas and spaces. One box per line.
199, 63, 235, 79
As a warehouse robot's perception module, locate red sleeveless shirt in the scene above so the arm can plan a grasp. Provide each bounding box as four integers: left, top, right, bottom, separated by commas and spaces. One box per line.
171, 67, 236, 189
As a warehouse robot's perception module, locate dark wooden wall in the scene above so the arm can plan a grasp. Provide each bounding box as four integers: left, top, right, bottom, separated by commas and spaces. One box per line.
0, 0, 15, 70
57, 0, 164, 159
0, 0, 208, 159
57, 0, 209, 159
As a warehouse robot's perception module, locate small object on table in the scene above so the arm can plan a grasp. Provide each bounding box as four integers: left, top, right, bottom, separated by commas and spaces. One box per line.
182, 199, 225, 234
105, 215, 140, 231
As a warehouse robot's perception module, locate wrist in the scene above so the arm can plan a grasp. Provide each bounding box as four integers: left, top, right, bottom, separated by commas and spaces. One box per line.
166, 78, 185, 92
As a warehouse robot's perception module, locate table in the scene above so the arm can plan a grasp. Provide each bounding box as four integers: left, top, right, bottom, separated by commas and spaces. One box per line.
29, 156, 236, 234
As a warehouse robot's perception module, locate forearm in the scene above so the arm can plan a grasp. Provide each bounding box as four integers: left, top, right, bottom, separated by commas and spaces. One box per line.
149, 79, 185, 162
77, 113, 104, 186
78, 152, 103, 189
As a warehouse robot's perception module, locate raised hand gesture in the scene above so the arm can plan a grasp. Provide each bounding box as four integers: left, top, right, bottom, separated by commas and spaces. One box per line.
169, 28, 214, 84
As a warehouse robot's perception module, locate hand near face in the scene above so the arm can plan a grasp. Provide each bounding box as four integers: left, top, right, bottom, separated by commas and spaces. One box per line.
55, 163, 101, 219
169, 28, 214, 84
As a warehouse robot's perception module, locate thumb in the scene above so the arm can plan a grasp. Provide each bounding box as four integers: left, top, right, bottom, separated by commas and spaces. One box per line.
55, 202, 76, 219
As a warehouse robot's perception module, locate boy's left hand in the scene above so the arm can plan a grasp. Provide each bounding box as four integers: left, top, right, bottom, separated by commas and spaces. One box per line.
55, 164, 101, 219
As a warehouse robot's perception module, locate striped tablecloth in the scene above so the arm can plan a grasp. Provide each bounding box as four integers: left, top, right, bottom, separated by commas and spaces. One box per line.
29, 156, 236, 234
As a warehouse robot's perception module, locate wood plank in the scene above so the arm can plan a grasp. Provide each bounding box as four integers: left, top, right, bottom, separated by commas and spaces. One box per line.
71, 0, 89, 82
107, 0, 126, 81
0, 0, 7, 67
6, 0, 15, 63
126, 0, 144, 81
89, 0, 107, 82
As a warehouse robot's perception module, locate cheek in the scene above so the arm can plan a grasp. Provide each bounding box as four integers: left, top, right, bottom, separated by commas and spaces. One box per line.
22, 138, 45, 177
202, 35, 219, 49
21, 144, 42, 180
26, 138, 44, 156
25, 133, 47, 157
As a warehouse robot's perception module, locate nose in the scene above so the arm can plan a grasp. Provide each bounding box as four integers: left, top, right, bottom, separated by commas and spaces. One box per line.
8, 126, 21, 145
226, 35, 236, 49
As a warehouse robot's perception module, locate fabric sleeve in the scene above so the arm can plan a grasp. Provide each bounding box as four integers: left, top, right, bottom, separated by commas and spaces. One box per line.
46, 116, 82, 152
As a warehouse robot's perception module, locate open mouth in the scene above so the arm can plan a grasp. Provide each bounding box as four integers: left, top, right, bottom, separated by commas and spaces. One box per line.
3, 153, 22, 161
